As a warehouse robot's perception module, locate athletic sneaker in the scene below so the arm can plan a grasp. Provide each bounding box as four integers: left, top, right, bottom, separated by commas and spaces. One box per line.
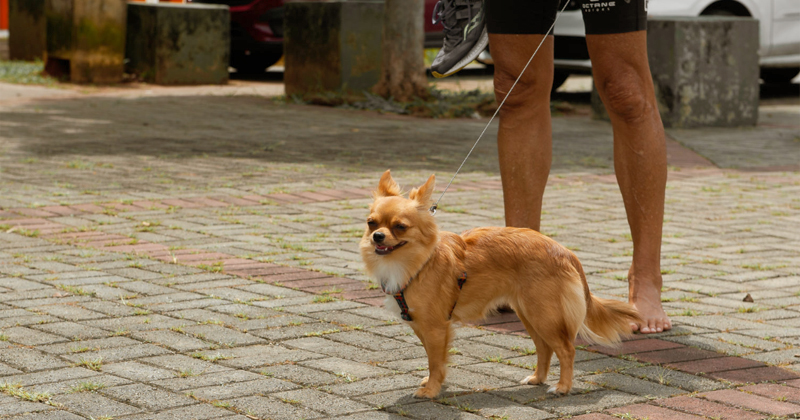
430, 0, 488, 78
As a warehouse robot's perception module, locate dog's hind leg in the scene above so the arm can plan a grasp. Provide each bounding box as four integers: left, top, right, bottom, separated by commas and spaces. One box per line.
411, 323, 451, 398
519, 306, 577, 395
516, 313, 553, 386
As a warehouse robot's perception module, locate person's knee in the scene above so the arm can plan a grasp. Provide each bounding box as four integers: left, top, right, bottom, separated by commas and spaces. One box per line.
596, 68, 653, 124
493, 69, 550, 115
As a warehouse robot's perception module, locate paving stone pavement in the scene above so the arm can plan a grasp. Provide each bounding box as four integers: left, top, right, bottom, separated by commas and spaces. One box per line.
0, 82, 799, 419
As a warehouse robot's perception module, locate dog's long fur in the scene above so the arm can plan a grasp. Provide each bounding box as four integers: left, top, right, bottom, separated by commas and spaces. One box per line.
360, 171, 641, 398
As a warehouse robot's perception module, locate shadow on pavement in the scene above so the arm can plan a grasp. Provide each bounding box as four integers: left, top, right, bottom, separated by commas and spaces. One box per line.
1, 94, 617, 174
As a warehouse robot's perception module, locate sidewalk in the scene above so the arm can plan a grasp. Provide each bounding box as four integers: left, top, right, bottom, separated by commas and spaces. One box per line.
0, 82, 798, 419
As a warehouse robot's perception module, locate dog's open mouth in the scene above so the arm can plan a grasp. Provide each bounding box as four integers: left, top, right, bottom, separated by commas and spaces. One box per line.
375, 241, 407, 255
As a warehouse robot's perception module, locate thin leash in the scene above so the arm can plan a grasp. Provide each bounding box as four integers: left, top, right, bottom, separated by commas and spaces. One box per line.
430, 0, 572, 215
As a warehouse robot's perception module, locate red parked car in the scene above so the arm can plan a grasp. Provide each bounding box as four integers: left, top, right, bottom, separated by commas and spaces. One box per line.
190, 0, 446, 74
190, 0, 285, 73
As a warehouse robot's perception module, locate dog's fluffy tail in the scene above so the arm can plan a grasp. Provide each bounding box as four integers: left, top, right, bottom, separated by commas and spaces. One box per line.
579, 295, 641, 347
568, 253, 640, 347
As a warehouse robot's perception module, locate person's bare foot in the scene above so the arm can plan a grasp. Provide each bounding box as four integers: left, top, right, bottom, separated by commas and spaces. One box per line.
628, 271, 672, 334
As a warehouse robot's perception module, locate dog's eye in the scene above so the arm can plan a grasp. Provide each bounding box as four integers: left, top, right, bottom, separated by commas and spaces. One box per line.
394, 224, 407, 231
367, 220, 377, 228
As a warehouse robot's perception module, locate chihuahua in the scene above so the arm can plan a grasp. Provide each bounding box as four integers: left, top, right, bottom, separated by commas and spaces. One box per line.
360, 171, 641, 398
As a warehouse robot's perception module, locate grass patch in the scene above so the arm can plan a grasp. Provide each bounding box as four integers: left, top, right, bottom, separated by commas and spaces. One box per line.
312, 295, 338, 303
0, 60, 57, 85
0, 383, 52, 402
191, 352, 230, 362
75, 357, 103, 371
56, 284, 96, 297
68, 381, 105, 393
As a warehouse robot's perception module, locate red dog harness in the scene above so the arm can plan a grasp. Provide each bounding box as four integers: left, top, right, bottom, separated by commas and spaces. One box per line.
387, 272, 467, 322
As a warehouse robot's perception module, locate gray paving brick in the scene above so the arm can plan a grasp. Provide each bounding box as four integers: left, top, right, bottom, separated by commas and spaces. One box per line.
299, 357, 394, 379
54, 392, 142, 418
440, 392, 555, 420
5, 410, 87, 420
249, 321, 342, 341
132, 329, 213, 352
0, 326, 67, 346
390, 400, 484, 420
326, 330, 415, 351
623, 366, 724, 392
197, 344, 324, 369
85, 314, 185, 332
0, 347, 70, 372
153, 369, 263, 392
582, 372, 686, 398
30, 373, 131, 395
324, 374, 423, 397
101, 361, 176, 382
529, 389, 646, 416
38, 336, 140, 355
61, 343, 172, 363
141, 354, 230, 375
101, 383, 196, 410
189, 377, 300, 400
0, 400, 54, 416
121, 403, 236, 420
230, 395, 324, 419
273, 388, 373, 416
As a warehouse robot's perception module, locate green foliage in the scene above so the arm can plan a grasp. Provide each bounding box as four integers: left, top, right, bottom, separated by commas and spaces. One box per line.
0, 60, 57, 85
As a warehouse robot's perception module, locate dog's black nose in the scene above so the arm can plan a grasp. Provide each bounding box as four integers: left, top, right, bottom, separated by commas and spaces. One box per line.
373, 232, 385, 243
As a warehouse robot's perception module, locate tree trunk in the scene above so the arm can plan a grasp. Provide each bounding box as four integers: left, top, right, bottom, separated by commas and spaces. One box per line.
374, 0, 429, 102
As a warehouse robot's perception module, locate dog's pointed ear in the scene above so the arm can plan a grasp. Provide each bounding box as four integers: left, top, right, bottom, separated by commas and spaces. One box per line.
375, 170, 401, 197
409, 174, 435, 206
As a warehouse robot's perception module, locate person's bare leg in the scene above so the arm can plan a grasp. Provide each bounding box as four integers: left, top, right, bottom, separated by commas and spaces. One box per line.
586, 31, 671, 333
490, 34, 554, 231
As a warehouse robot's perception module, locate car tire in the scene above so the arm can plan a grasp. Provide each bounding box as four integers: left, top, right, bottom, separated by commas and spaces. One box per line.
232, 54, 282, 75
760, 67, 800, 85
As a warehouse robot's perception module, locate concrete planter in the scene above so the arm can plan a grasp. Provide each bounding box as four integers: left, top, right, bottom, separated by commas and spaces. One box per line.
284, 0, 384, 97
593, 16, 760, 128
45, 0, 127, 84
126, 3, 229, 85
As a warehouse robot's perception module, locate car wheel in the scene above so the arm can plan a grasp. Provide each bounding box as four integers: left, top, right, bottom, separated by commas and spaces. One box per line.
552, 70, 570, 92
232, 54, 282, 75
761, 67, 800, 85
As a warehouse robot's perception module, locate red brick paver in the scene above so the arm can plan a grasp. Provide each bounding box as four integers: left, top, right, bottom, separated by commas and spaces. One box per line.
700, 389, 800, 416
742, 383, 800, 404
655, 396, 765, 420
708, 366, 800, 384
589, 338, 683, 356
607, 403, 704, 420
667, 356, 765, 374
571, 414, 618, 420
634, 347, 724, 365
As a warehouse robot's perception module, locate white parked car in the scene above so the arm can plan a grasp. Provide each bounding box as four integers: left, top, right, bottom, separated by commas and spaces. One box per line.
540, 0, 800, 88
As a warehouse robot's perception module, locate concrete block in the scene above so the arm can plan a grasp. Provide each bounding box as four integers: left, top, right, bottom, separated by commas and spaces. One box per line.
44, 0, 127, 83
126, 3, 229, 85
9, 0, 46, 61
284, 0, 384, 97
593, 16, 760, 128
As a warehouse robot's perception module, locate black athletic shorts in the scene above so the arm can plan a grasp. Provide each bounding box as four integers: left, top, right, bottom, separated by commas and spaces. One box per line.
486, 0, 647, 35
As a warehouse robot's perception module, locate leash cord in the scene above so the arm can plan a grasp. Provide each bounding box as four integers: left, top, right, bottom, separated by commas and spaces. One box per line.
430, 0, 572, 215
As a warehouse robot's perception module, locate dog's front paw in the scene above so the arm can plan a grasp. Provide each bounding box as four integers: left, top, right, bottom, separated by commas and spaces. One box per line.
419, 376, 429, 387
547, 384, 571, 395
520, 375, 544, 385
414, 386, 440, 399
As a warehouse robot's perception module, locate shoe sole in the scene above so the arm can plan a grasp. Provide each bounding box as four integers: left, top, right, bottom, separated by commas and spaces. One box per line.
431, 27, 489, 79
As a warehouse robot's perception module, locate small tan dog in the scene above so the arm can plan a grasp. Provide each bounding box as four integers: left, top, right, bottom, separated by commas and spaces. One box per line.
360, 171, 641, 398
